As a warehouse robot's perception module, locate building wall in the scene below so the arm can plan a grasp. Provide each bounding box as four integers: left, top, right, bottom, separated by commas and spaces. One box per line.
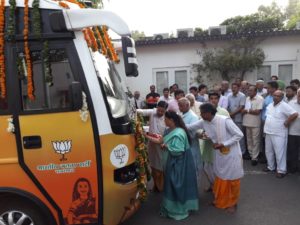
117, 35, 300, 98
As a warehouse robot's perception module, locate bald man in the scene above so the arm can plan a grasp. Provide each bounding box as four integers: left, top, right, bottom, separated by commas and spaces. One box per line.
264, 90, 298, 178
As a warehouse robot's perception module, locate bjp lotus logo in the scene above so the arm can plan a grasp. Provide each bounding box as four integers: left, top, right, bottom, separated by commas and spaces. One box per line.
52, 140, 72, 161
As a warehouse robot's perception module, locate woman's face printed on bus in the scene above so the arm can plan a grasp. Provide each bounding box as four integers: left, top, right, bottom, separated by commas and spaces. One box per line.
77, 181, 89, 197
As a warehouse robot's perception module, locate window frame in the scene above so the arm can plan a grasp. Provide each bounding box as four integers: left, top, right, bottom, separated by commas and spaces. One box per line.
257, 65, 271, 82
9, 40, 83, 115
278, 64, 293, 84
152, 67, 189, 95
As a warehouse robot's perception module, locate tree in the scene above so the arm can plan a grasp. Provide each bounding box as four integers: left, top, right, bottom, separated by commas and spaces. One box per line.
196, 38, 265, 81
221, 2, 285, 33
194, 27, 208, 36
131, 30, 146, 40
285, 0, 300, 29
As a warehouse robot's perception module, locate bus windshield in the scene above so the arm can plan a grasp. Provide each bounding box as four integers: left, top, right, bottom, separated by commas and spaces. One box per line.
92, 51, 128, 119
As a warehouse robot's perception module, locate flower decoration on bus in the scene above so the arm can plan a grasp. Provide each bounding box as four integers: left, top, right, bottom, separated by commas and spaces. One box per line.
52, 140, 72, 161
6, 118, 15, 133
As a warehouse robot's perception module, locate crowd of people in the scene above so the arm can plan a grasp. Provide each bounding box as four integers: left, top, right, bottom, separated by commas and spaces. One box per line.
131, 76, 300, 220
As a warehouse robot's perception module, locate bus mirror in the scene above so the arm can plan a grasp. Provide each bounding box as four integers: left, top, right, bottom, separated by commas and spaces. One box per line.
69, 82, 83, 110
121, 36, 139, 77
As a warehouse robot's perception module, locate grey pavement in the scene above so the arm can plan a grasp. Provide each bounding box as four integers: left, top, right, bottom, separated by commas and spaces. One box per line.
122, 161, 300, 225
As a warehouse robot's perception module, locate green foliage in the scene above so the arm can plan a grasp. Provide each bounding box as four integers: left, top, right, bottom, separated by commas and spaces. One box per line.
221, 1, 284, 33
131, 30, 146, 40
78, 0, 104, 8
194, 27, 208, 36
285, 0, 300, 29
199, 38, 265, 80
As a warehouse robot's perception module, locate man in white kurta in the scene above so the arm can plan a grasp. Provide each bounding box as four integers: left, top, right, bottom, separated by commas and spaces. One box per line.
264, 90, 298, 178
188, 103, 244, 213
137, 101, 168, 191
200, 92, 230, 191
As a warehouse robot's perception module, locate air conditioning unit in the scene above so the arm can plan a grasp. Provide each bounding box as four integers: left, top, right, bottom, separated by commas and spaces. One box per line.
296, 22, 300, 30
177, 28, 194, 38
153, 33, 169, 40
208, 25, 227, 35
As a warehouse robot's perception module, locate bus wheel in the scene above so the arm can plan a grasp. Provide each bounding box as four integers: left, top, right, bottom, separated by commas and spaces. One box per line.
0, 199, 49, 225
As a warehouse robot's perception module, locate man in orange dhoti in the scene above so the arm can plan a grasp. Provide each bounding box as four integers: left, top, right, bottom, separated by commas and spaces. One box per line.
188, 103, 244, 213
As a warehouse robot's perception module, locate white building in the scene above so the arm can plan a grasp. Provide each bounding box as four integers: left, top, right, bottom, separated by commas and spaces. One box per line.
117, 29, 300, 97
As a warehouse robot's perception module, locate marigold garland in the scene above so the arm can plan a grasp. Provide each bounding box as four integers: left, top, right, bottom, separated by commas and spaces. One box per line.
102, 26, 120, 62
83, 29, 92, 48
24, 0, 34, 100
95, 27, 107, 56
0, 0, 6, 98
132, 114, 151, 202
57, 0, 119, 62
64, 0, 85, 8
98, 26, 120, 63
87, 28, 98, 52
59, 2, 70, 9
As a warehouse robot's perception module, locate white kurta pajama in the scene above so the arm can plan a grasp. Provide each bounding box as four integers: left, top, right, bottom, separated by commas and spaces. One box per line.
188, 115, 244, 208
188, 115, 244, 180
264, 101, 297, 174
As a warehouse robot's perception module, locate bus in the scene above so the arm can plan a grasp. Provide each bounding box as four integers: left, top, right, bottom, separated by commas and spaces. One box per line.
0, 0, 139, 224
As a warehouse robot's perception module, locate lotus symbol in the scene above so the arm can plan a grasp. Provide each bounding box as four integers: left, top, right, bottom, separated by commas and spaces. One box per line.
52, 140, 72, 161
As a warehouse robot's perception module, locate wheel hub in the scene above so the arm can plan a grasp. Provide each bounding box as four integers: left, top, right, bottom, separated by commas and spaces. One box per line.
0, 211, 33, 225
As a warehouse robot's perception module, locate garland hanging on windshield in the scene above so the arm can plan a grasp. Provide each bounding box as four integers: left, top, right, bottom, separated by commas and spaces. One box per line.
57, 0, 120, 63
132, 114, 151, 202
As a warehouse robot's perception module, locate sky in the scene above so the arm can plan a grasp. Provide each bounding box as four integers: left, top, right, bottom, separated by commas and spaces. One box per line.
104, 0, 289, 36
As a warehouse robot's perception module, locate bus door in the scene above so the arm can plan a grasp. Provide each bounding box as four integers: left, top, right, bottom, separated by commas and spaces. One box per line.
13, 41, 101, 225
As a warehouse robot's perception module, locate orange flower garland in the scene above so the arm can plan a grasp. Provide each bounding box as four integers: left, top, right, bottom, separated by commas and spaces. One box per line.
101, 26, 120, 63
0, 0, 6, 98
24, 0, 34, 100
58, 2, 70, 9
132, 114, 151, 202
57, 0, 119, 62
64, 0, 85, 8
83, 29, 92, 48
95, 27, 107, 56
87, 28, 98, 52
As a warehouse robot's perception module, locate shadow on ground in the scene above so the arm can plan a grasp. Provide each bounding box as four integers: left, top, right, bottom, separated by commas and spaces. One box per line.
122, 161, 300, 225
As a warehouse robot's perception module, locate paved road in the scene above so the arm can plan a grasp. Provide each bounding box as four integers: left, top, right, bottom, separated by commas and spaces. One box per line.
122, 161, 300, 225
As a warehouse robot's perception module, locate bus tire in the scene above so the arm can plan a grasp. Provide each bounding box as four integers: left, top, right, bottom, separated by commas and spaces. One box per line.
0, 198, 50, 225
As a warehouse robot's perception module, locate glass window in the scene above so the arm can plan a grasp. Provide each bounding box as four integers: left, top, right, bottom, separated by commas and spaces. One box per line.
0, 97, 8, 111
175, 70, 188, 94
93, 51, 128, 119
257, 65, 271, 82
155, 71, 168, 95
278, 64, 293, 85
18, 49, 75, 111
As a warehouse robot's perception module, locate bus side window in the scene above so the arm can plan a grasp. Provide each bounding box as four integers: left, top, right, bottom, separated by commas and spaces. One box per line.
17, 49, 76, 111
0, 96, 8, 111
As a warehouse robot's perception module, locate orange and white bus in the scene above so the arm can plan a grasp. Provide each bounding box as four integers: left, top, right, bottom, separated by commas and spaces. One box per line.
0, 0, 140, 225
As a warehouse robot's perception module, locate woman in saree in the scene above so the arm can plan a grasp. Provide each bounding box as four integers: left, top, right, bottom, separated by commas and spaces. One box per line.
146, 110, 199, 220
